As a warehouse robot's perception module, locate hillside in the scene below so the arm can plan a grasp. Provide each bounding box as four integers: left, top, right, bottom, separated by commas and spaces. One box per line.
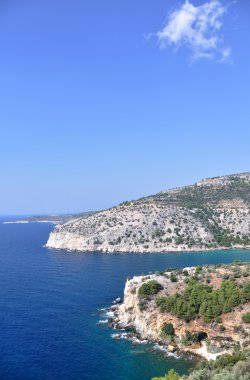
46, 173, 250, 252
111, 262, 250, 361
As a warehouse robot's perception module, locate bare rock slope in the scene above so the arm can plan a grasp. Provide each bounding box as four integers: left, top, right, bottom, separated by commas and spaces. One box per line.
46, 173, 250, 252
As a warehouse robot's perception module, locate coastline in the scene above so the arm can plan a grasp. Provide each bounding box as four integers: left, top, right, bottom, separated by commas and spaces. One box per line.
100, 305, 194, 362
45, 243, 250, 254
107, 304, 228, 361
107, 264, 250, 362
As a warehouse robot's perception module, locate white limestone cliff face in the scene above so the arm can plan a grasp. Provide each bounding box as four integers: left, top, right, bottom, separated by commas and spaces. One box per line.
46, 204, 215, 252
117, 274, 179, 341
114, 266, 250, 360
46, 173, 250, 253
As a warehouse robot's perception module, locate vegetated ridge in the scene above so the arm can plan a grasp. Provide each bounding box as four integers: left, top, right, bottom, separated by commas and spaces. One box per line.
46, 173, 250, 252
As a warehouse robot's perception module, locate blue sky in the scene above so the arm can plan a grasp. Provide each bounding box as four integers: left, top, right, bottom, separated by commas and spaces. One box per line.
0, 0, 249, 214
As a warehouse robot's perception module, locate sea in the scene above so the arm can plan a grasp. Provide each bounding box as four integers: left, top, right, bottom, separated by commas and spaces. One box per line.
0, 217, 250, 380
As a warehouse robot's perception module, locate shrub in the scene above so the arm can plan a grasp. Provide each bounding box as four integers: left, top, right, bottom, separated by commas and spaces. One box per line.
162, 323, 175, 337
212, 351, 247, 370
139, 301, 147, 312
175, 236, 184, 245
170, 273, 178, 282
182, 331, 199, 346
152, 351, 250, 380
152, 369, 180, 380
195, 266, 203, 274
242, 312, 250, 323
138, 280, 163, 297
154, 229, 165, 237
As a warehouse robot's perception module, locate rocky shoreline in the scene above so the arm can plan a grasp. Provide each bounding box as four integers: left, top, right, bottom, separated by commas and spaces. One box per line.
108, 306, 181, 356
107, 303, 230, 361
101, 302, 187, 360
106, 263, 250, 361
46, 243, 250, 254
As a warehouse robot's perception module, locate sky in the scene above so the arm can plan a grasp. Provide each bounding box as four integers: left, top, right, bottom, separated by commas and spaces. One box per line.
0, 0, 249, 215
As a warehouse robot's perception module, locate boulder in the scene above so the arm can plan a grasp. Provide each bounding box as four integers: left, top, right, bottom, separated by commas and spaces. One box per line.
168, 345, 176, 353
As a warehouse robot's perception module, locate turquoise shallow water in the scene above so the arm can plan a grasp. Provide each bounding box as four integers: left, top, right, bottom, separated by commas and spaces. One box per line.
0, 217, 249, 380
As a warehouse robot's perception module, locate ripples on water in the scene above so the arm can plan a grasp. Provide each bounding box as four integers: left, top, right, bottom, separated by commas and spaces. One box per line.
0, 218, 249, 380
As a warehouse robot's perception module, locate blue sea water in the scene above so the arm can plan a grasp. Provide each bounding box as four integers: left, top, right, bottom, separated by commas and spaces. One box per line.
0, 218, 250, 380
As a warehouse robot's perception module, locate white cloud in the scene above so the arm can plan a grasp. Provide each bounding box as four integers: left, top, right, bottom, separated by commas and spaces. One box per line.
157, 0, 231, 62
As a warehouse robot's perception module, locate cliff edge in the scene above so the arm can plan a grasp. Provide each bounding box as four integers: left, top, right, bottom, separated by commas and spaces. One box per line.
111, 262, 250, 360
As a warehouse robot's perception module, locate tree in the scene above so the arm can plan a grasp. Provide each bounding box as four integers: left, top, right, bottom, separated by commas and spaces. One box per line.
162, 323, 175, 337
152, 369, 180, 380
139, 280, 163, 297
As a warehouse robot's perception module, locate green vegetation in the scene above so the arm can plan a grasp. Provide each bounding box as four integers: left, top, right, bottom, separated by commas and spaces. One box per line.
195, 266, 203, 274
119, 201, 132, 207
154, 175, 250, 209
152, 229, 165, 238
242, 312, 250, 323
138, 300, 147, 311
152, 369, 180, 380
138, 280, 163, 297
181, 331, 206, 346
151, 175, 250, 249
162, 323, 175, 337
170, 272, 178, 282
152, 351, 250, 380
156, 279, 250, 323
219, 324, 226, 332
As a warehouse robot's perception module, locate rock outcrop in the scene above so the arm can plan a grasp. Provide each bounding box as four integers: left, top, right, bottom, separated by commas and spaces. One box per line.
46, 173, 250, 252
112, 263, 250, 360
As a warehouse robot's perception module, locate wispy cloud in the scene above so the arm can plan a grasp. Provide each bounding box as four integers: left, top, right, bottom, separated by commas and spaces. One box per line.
156, 0, 231, 63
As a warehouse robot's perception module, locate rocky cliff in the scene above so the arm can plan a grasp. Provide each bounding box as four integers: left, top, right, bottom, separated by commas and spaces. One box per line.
46, 173, 250, 252
111, 263, 250, 360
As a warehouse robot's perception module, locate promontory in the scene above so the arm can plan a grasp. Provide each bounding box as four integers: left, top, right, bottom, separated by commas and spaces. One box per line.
46, 173, 250, 253
111, 262, 250, 361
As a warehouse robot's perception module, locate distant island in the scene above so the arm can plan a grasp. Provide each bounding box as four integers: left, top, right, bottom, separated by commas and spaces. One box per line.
46, 172, 250, 253
4, 212, 96, 225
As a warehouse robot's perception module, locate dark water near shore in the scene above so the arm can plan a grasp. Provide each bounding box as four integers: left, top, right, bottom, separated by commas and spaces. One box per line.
0, 218, 250, 380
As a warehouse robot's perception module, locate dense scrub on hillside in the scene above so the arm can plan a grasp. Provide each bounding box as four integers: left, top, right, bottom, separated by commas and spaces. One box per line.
156, 278, 250, 323
154, 175, 250, 208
